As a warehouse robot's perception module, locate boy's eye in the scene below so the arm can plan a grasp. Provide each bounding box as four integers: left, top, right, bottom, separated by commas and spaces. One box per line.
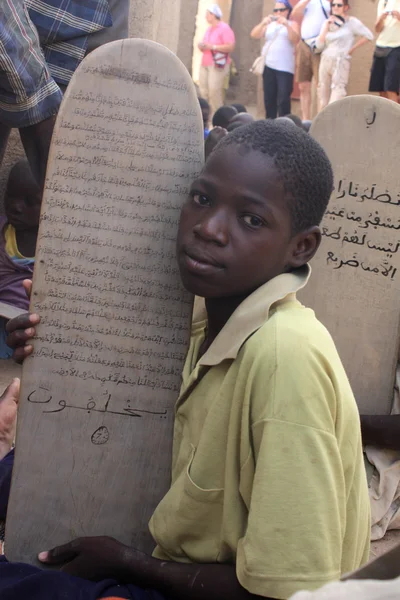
243, 214, 264, 228
192, 193, 211, 207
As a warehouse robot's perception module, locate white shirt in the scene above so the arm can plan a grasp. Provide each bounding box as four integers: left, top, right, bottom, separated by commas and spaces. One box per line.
316, 17, 374, 57
263, 21, 296, 74
301, 0, 331, 39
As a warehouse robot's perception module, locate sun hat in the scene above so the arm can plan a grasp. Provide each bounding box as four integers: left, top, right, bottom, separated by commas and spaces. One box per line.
207, 4, 223, 18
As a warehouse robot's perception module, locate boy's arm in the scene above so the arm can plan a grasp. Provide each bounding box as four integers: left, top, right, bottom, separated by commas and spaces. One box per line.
360, 414, 400, 450
40, 537, 272, 600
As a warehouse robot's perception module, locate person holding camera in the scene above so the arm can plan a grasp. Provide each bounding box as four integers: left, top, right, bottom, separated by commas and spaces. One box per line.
316, 0, 373, 111
250, 1, 300, 119
198, 4, 236, 117
369, 0, 400, 102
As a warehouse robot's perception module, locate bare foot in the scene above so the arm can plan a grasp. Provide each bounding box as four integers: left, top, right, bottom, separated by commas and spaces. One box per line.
0, 379, 20, 461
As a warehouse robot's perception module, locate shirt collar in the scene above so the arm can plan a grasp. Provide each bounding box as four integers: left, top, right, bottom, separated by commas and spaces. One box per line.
195, 265, 311, 367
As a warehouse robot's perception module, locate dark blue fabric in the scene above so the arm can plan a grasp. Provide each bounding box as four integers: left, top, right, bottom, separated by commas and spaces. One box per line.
0, 556, 166, 600
0, 449, 13, 520
27, 0, 112, 85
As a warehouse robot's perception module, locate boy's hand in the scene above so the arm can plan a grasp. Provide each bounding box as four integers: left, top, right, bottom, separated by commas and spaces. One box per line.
5, 279, 40, 364
38, 536, 142, 581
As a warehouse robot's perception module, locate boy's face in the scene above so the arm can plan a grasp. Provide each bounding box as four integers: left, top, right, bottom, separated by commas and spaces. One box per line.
177, 145, 307, 299
5, 179, 41, 231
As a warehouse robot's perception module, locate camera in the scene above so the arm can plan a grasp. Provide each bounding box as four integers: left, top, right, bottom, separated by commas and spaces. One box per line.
271, 16, 278, 21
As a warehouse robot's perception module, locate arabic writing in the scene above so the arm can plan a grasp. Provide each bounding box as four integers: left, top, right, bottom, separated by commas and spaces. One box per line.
321, 181, 400, 280
335, 179, 400, 207
26, 64, 202, 421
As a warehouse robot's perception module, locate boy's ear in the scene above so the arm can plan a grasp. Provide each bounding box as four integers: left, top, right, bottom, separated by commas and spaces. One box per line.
287, 226, 321, 269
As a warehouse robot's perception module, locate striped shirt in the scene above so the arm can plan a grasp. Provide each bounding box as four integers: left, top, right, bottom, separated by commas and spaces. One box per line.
0, 0, 111, 128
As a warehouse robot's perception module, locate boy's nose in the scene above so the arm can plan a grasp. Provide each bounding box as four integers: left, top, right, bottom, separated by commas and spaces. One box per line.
193, 210, 229, 246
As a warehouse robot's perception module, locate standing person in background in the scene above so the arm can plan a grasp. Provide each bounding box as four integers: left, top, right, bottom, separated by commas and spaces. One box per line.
251, 1, 300, 119
0, 0, 128, 192
316, 1, 373, 110
198, 4, 236, 116
369, 0, 400, 103
292, 0, 331, 120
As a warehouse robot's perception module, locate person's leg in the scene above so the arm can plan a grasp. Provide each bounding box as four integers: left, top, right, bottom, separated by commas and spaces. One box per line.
198, 66, 210, 103
263, 67, 278, 119
276, 71, 294, 117
329, 57, 351, 104
369, 55, 386, 97
0, 124, 11, 168
382, 47, 400, 103
386, 91, 399, 102
296, 42, 313, 120
208, 64, 229, 115
317, 55, 332, 112
19, 115, 57, 193
0, 555, 155, 600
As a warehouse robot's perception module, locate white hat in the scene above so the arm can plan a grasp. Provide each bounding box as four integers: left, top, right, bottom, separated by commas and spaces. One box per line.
207, 4, 223, 18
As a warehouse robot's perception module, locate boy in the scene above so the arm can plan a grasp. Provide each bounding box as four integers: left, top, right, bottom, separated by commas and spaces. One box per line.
2, 121, 370, 599
0, 160, 40, 358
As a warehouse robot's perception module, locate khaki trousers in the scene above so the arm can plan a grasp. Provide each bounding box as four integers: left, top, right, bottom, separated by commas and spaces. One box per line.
199, 64, 230, 116
318, 54, 351, 111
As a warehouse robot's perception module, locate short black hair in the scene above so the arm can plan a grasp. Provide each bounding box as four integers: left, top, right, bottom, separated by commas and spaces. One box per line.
198, 97, 210, 110
212, 105, 237, 128
231, 103, 247, 113
212, 120, 333, 234
284, 113, 304, 129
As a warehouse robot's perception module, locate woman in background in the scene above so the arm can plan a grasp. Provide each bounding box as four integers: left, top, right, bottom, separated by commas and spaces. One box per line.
316, 0, 373, 110
251, 1, 300, 119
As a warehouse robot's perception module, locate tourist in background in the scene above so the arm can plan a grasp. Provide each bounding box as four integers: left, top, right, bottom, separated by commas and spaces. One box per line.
316, 1, 373, 110
251, 1, 300, 119
292, 0, 331, 120
198, 4, 236, 116
369, 0, 400, 103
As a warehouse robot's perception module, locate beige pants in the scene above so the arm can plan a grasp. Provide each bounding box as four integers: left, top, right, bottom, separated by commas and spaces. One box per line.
318, 54, 351, 111
199, 64, 230, 116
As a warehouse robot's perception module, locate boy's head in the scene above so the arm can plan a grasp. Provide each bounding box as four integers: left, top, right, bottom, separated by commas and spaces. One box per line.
4, 160, 41, 231
231, 103, 247, 114
212, 105, 237, 129
177, 120, 333, 299
198, 97, 210, 130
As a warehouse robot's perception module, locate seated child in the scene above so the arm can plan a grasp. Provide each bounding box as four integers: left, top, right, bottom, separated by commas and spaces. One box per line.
1, 121, 370, 600
199, 97, 211, 139
0, 160, 40, 358
361, 360, 400, 540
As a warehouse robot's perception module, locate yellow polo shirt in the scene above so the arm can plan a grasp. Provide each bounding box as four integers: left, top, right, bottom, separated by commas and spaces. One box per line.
149, 266, 370, 599
377, 0, 400, 48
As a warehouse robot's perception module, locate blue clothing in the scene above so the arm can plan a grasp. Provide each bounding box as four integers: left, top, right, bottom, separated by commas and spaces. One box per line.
0, 450, 13, 521
0, 556, 166, 600
0, 0, 63, 128
0, 0, 112, 127
26, 0, 112, 85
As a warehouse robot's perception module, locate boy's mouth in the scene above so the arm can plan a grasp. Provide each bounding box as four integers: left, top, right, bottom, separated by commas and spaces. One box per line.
182, 249, 224, 275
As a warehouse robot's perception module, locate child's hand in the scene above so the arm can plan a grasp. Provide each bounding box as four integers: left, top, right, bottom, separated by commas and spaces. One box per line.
38, 536, 142, 581
6, 312, 40, 363
5, 279, 40, 364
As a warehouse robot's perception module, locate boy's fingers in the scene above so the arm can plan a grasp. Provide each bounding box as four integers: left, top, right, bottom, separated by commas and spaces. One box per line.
22, 280, 32, 299
12, 346, 33, 364
5, 313, 40, 334
39, 542, 78, 565
6, 328, 35, 348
